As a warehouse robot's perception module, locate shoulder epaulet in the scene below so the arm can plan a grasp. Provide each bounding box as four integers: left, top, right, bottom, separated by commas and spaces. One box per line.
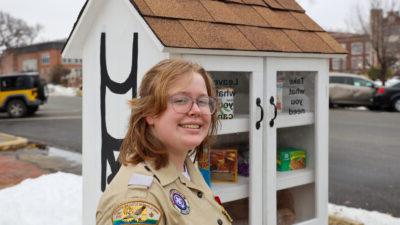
128, 173, 153, 188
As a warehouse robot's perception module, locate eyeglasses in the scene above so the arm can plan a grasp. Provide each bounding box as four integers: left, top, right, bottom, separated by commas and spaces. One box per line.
169, 94, 218, 115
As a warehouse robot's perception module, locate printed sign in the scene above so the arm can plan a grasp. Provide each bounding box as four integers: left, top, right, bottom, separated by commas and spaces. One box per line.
278, 72, 314, 115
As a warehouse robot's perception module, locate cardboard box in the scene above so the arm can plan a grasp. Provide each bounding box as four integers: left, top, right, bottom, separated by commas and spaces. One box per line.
210, 149, 238, 182
277, 147, 306, 171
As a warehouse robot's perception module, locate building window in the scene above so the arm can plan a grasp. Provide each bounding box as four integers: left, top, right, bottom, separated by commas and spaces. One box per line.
22, 59, 38, 71
351, 56, 363, 70
62, 58, 82, 65
41, 53, 50, 64
351, 42, 363, 55
332, 58, 343, 71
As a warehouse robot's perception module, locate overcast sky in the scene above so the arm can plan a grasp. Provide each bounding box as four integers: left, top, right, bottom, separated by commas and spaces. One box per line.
1, 0, 372, 42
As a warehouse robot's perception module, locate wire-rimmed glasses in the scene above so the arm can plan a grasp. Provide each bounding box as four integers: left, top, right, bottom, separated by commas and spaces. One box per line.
169, 94, 218, 115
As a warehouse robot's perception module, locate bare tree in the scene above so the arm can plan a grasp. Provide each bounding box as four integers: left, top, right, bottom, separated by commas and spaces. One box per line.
355, 0, 400, 85
0, 11, 42, 51
50, 64, 70, 85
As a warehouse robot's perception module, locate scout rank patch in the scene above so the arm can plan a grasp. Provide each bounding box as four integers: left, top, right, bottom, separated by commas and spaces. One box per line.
169, 189, 190, 215
112, 201, 162, 225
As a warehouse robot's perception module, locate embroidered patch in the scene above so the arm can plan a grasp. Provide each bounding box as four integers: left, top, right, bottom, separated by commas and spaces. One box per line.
112, 201, 162, 225
169, 189, 190, 215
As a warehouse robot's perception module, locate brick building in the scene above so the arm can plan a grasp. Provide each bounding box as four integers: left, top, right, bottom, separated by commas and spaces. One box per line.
329, 10, 400, 75
0, 40, 82, 86
329, 32, 374, 73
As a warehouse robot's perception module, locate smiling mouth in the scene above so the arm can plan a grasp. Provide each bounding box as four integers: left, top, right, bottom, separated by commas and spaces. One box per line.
180, 124, 201, 129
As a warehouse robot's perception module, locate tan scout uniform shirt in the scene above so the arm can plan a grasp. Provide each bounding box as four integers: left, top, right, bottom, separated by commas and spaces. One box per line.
96, 157, 233, 225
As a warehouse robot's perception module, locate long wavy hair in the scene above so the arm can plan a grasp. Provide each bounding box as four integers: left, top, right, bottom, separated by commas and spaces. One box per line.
119, 58, 219, 169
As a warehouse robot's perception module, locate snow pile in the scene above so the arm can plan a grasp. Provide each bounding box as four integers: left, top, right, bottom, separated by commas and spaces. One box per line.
0, 172, 82, 225
385, 77, 400, 87
47, 84, 78, 96
329, 203, 400, 225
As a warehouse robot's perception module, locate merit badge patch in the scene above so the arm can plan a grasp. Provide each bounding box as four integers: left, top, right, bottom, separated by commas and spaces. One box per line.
169, 189, 190, 215
112, 201, 162, 225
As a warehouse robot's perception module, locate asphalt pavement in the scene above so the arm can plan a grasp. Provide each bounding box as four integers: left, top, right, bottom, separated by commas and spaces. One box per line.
0, 96, 82, 152
329, 108, 400, 217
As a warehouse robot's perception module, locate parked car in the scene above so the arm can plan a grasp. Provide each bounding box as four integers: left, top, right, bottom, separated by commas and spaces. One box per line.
329, 72, 377, 109
372, 82, 400, 112
0, 73, 48, 117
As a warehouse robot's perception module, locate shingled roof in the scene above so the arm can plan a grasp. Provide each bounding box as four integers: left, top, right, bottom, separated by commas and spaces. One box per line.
130, 0, 346, 54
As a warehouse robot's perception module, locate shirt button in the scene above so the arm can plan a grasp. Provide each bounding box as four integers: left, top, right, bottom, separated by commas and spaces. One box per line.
217, 219, 223, 225
197, 191, 203, 198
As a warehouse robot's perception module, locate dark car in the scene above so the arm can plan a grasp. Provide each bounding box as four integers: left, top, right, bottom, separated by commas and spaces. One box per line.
373, 82, 400, 112
0, 73, 48, 117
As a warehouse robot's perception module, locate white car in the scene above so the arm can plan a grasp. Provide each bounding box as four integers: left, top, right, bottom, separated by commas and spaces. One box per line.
329, 72, 377, 108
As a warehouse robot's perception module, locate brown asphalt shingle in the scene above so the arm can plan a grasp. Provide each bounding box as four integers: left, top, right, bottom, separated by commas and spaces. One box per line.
127, 0, 345, 54
229, 4, 270, 27
262, 0, 285, 9
254, 6, 306, 30
200, 0, 242, 24
145, 17, 198, 48
143, 0, 214, 21
316, 32, 348, 54
284, 30, 334, 53
291, 12, 324, 31
237, 26, 302, 52
275, 0, 304, 11
241, 0, 267, 6
180, 20, 256, 50
131, 0, 154, 16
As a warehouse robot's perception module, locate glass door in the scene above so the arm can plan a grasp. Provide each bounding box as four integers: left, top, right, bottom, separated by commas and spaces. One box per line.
264, 58, 329, 225
183, 54, 264, 225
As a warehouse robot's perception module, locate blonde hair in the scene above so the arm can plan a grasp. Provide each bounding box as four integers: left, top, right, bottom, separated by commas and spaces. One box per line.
119, 58, 219, 169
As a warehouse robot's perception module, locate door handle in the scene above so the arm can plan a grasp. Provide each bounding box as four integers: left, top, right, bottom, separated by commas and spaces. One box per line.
256, 97, 264, 130
269, 96, 277, 127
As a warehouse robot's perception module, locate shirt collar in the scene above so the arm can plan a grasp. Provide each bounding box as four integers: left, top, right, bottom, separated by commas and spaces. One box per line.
144, 159, 180, 186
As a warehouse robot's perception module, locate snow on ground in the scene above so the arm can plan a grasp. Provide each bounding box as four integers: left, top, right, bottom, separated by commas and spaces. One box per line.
48, 147, 82, 165
329, 203, 400, 225
0, 172, 82, 225
1, 172, 400, 225
47, 84, 79, 96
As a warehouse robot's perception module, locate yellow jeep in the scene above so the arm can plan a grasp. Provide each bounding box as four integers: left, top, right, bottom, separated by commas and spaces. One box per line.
0, 73, 48, 118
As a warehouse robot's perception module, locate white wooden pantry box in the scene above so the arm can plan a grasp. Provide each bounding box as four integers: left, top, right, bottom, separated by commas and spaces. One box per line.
62, 0, 346, 224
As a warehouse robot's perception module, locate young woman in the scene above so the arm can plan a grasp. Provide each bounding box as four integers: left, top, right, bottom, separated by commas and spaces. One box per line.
96, 59, 233, 225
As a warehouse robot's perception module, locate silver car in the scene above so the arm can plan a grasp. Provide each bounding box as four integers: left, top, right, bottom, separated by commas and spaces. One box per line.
329, 73, 377, 108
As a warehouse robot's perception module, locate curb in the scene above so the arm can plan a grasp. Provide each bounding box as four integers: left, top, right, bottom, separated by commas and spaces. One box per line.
0, 133, 28, 151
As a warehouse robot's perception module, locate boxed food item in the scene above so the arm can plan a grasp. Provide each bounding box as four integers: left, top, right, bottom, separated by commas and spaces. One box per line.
198, 148, 211, 187
210, 149, 238, 182
277, 147, 306, 171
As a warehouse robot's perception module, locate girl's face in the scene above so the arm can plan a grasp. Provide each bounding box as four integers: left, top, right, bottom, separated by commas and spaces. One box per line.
146, 72, 212, 156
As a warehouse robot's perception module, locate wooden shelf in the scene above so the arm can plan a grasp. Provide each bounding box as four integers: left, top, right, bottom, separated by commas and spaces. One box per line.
217, 115, 249, 135
275, 112, 314, 128
277, 168, 314, 190
211, 176, 249, 203
210, 169, 314, 202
